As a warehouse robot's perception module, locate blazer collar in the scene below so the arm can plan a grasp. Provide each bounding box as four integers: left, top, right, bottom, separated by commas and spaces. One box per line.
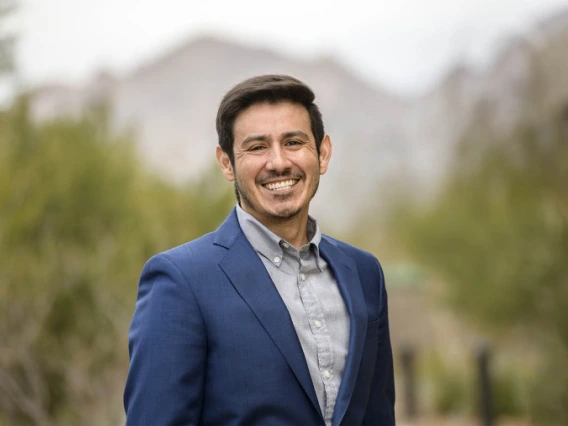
212, 208, 242, 249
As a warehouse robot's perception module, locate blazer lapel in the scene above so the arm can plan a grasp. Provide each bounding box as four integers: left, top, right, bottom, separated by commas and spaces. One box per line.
319, 237, 368, 426
215, 211, 323, 420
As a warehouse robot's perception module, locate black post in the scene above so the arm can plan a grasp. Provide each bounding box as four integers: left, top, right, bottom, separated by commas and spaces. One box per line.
400, 344, 417, 419
476, 343, 494, 426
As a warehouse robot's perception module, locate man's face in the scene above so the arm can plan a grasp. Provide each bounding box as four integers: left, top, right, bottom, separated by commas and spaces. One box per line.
217, 101, 332, 225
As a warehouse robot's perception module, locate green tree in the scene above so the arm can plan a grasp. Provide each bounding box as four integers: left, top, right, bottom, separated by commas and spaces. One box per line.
0, 97, 234, 424
390, 107, 568, 424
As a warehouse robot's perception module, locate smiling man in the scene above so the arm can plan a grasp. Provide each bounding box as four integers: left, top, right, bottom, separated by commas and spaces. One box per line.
124, 75, 396, 426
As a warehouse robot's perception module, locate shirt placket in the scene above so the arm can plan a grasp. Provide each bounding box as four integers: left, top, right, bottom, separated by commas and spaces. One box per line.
295, 250, 336, 425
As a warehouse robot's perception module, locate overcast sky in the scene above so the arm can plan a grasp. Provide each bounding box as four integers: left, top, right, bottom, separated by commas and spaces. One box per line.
10, 0, 568, 95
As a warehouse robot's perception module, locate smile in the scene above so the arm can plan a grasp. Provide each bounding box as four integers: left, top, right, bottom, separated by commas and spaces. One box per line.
263, 179, 299, 191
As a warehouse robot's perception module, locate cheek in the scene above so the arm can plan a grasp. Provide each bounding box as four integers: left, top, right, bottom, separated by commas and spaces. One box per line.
235, 162, 258, 185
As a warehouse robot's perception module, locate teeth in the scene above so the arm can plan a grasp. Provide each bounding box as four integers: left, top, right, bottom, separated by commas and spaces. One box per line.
265, 179, 297, 191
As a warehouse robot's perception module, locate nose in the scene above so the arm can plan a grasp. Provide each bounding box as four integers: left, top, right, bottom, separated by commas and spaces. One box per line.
266, 144, 291, 172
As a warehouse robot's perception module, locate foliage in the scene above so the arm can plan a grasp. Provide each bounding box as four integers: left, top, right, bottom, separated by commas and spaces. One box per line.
491, 361, 527, 418
423, 352, 472, 415
389, 107, 568, 424
0, 97, 234, 425
526, 341, 568, 426
416, 348, 527, 419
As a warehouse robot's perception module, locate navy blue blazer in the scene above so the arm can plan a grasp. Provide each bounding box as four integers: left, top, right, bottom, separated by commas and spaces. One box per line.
124, 209, 395, 425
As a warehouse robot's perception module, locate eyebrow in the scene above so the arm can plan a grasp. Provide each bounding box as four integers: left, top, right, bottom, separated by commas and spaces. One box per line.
240, 130, 310, 147
282, 131, 310, 140
241, 134, 269, 147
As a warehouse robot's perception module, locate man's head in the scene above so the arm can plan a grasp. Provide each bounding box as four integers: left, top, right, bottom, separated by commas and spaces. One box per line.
215, 75, 332, 226
216, 75, 325, 165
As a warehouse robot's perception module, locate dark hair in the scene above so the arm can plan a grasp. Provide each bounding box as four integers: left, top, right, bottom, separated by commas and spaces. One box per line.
216, 74, 325, 164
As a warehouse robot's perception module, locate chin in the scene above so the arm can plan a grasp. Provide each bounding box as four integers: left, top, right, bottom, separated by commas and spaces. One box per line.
268, 204, 304, 219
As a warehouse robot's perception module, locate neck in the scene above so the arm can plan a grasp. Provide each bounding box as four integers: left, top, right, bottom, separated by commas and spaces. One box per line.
243, 207, 310, 249
266, 216, 309, 249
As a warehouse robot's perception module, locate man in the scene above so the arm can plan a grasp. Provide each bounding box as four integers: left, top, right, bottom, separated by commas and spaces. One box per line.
124, 74, 395, 425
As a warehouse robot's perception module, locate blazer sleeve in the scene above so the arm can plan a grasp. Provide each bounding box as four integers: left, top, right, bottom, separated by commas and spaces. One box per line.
124, 253, 207, 425
362, 259, 396, 425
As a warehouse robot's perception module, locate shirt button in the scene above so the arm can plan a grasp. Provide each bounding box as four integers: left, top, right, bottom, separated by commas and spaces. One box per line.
273, 256, 281, 263
314, 320, 322, 328
300, 273, 306, 281
281, 242, 289, 249
324, 370, 331, 379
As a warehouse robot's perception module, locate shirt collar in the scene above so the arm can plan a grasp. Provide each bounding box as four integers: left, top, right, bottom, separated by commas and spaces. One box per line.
236, 204, 323, 269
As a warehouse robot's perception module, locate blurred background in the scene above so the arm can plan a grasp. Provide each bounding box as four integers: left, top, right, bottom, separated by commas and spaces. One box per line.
1, 0, 567, 425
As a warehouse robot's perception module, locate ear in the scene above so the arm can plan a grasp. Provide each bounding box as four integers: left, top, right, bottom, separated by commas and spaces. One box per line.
216, 147, 235, 181
318, 135, 332, 175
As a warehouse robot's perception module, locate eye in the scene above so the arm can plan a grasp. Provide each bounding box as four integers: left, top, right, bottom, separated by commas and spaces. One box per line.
286, 140, 302, 146
249, 145, 266, 151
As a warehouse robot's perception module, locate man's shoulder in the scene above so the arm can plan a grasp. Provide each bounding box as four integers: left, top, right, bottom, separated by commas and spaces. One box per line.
321, 234, 379, 265
322, 235, 386, 286
142, 209, 243, 273
148, 231, 221, 270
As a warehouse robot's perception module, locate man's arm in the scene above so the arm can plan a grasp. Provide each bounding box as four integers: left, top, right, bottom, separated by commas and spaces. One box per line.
124, 253, 206, 425
362, 259, 396, 425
